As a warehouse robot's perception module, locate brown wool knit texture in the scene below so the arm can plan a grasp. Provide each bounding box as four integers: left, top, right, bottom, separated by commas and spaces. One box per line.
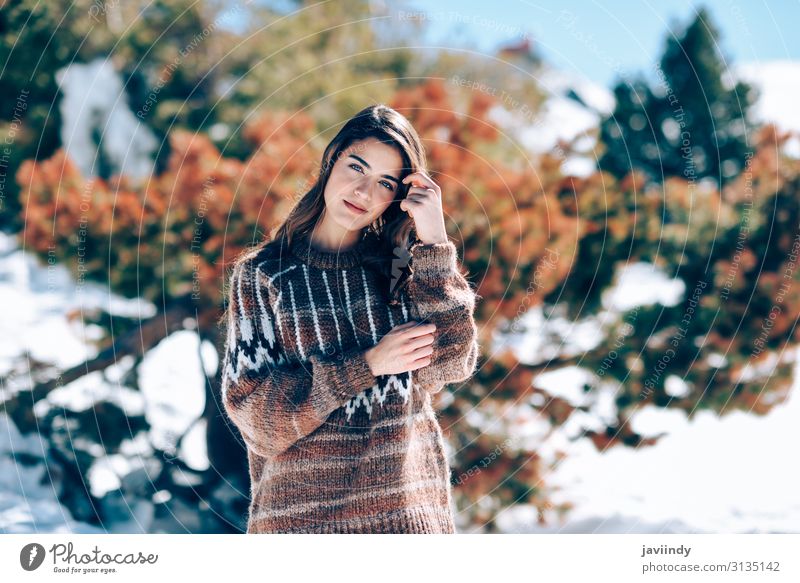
221, 232, 479, 534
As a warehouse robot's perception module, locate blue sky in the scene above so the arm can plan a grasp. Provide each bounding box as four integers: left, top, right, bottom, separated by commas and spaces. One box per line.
235, 1, 799, 89
401, 0, 799, 87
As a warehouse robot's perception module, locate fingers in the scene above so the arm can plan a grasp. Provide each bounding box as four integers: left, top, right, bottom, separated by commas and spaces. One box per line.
383, 321, 436, 374
406, 188, 435, 199
400, 322, 436, 339
399, 196, 423, 215
408, 342, 434, 360
407, 351, 433, 370
401, 171, 437, 191
405, 331, 434, 351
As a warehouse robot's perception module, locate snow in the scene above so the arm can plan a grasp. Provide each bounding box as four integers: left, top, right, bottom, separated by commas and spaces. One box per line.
487, 64, 614, 178
493, 258, 800, 533
55, 58, 159, 180
490, 59, 800, 181
0, 232, 209, 533
734, 60, 800, 157
0, 234, 156, 378
735, 61, 800, 132
137, 330, 215, 455
0, 413, 106, 534
498, 376, 800, 533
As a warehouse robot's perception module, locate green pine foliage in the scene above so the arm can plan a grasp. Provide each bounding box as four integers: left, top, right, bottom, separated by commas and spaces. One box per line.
598, 7, 758, 187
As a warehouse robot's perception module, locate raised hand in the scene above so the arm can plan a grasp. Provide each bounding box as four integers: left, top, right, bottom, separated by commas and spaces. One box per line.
399, 171, 448, 245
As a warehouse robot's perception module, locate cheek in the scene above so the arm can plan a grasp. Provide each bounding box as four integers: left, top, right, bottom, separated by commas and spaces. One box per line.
323, 171, 349, 201
370, 193, 395, 216
326, 168, 345, 190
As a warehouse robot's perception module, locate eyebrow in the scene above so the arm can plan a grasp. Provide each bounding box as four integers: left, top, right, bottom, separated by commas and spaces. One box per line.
348, 154, 400, 185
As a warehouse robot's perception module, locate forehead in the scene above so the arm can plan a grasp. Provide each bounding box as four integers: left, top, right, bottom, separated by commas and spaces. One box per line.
343, 137, 403, 171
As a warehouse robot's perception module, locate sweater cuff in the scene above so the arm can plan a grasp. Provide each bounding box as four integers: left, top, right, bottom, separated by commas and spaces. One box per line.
410, 240, 457, 282
310, 348, 378, 399
341, 348, 378, 393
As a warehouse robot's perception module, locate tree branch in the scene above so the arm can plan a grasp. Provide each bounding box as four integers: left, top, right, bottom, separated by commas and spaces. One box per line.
2, 298, 199, 423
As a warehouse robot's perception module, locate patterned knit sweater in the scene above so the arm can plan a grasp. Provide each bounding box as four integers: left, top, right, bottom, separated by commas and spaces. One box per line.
220, 231, 479, 533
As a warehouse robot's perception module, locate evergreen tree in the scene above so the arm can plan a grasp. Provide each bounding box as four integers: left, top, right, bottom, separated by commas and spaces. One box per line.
597, 76, 661, 182
599, 7, 757, 187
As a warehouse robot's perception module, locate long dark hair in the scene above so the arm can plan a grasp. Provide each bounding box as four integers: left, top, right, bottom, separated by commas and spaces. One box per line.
230, 104, 427, 309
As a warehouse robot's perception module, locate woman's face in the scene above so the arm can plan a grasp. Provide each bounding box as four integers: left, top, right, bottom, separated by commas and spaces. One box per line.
322, 137, 404, 232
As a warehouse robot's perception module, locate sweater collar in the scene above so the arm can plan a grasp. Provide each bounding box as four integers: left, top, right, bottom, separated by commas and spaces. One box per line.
289, 232, 370, 269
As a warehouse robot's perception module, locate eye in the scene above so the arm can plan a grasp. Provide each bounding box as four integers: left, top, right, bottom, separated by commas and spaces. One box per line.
349, 162, 393, 190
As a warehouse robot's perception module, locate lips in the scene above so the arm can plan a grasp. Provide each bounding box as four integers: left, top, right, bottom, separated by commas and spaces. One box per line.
344, 200, 367, 213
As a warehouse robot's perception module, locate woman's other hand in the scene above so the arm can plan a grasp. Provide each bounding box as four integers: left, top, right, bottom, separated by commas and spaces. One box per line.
364, 321, 436, 376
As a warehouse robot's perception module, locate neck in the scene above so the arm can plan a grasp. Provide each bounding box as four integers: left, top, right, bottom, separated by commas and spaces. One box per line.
309, 217, 362, 253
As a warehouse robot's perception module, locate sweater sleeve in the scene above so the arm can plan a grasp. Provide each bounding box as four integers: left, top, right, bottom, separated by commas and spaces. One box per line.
220, 257, 378, 459
405, 239, 480, 395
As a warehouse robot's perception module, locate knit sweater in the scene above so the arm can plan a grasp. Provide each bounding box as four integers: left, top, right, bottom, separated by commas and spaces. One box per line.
220, 231, 479, 534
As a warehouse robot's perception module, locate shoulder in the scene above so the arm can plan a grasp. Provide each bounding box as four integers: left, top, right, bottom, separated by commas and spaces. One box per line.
227, 240, 283, 285
248, 239, 302, 289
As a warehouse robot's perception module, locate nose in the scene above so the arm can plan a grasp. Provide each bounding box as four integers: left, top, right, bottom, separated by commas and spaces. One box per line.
353, 180, 370, 205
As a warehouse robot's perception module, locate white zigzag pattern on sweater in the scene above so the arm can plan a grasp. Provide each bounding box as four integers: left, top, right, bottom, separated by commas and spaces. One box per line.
343, 371, 415, 421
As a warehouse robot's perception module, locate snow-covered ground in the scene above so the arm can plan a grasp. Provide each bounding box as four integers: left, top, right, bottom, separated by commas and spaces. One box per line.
0, 412, 107, 534
0, 231, 213, 533
490, 259, 800, 534
524, 377, 800, 534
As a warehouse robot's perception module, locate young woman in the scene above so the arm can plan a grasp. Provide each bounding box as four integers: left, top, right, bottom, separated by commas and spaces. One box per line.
220, 104, 479, 533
